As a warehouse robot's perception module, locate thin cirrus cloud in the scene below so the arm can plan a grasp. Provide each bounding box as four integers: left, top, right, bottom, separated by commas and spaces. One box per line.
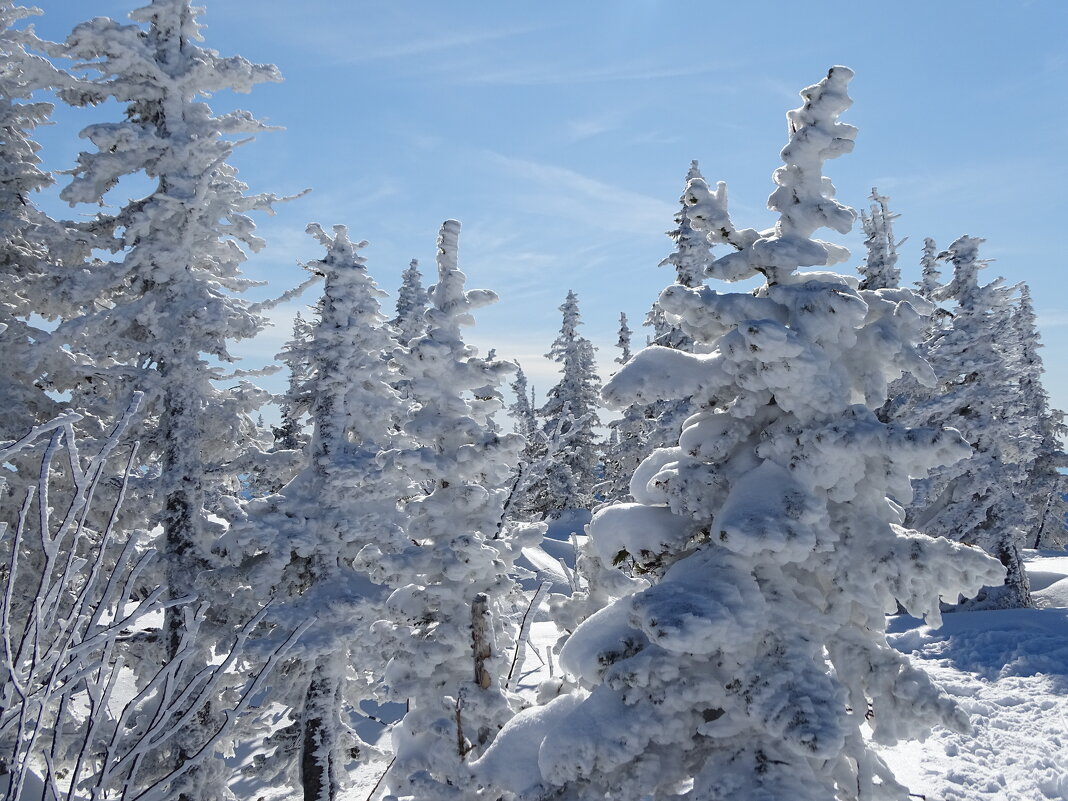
442, 60, 734, 87
483, 152, 675, 235
286, 23, 541, 67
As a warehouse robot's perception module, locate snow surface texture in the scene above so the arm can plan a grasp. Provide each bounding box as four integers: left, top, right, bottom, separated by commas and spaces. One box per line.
490, 548, 1068, 801
877, 552, 1068, 800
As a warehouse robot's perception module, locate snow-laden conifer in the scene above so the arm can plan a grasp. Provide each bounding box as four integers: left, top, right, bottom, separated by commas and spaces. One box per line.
273, 310, 314, 452
636, 163, 724, 459
644, 161, 712, 351
1009, 284, 1068, 548
0, 2, 91, 502
354, 221, 539, 799
599, 312, 647, 505
858, 187, 904, 290
503, 366, 551, 521
903, 236, 1037, 608
394, 258, 431, 346
53, 4, 291, 794
538, 291, 602, 516
916, 237, 942, 300
227, 225, 410, 801
55, 0, 287, 650
614, 312, 633, 365
475, 67, 1002, 801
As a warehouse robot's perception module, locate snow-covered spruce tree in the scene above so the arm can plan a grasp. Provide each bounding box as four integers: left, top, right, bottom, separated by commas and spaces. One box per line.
394, 258, 431, 346
474, 67, 1002, 801
599, 312, 647, 506
614, 312, 633, 364
538, 291, 602, 516
510, 365, 539, 445
643, 161, 713, 354
227, 225, 411, 801
56, 0, 286, 651
241, 311, 316, 496
902, 236, 1037, 608
857, 187, 904, 290
273, 310, 314, 452
915, 237, 942, 301
354, 221, 539, 800
0, 2, 93, 504
1010, 284, 1068, 548
878, 239, 947, 427
648, 160, 714, 349
637, 162, 720, 457
503, 365, 550, 521
53, 4, 290, 795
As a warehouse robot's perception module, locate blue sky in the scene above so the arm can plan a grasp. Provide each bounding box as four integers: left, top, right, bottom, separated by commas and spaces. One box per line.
27, 0, 1068, 415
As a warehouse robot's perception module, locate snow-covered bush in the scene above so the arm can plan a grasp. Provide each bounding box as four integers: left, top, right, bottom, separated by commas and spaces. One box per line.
475, 66, 1002, 801
0, 397, 306, 801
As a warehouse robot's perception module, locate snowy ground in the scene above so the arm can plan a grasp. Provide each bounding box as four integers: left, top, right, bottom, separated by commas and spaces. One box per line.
509, 545, 1068, 801
871, 551, 1068, 801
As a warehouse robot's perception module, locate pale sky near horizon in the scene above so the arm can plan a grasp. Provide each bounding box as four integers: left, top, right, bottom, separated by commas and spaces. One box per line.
25, 1, 1068, 420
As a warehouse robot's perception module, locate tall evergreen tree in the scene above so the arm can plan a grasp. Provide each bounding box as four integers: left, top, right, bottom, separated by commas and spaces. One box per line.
55, 4, 288, 793
915, 236, 942, 300
637, 163, 723, 457
615, 311, 633, 365
902, 236, 1036, 608
393, 257, 430, 346
273, 310, 314, 452
539, 290, 602, 515
1011, 283, 1068, 548
230, 225, 410, 801
645, 160, 713, 350
503, 365, 549, 521
857, 187, 904, 290
475, 66, 1001, 801
0, 2, 91, 501
355, 221, 537, 799
600, 312, 646, 505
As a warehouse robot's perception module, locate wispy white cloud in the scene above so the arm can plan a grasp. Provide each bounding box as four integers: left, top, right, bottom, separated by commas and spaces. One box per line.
483, 152, 676, 235
1038, 311, 1068, 328
565, 110, 626, 143
338, 25, 539, 65
446, 60, 732, 87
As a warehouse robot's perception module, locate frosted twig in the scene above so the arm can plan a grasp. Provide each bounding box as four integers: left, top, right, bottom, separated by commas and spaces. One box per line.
507, 581, 551, 690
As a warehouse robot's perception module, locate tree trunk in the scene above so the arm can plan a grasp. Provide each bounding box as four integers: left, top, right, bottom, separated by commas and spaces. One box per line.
472, 593, 492, 691
301, 660, 342, 801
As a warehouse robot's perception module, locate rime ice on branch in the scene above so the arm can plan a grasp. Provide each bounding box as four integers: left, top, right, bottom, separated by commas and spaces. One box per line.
476, 67, 1002, 801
